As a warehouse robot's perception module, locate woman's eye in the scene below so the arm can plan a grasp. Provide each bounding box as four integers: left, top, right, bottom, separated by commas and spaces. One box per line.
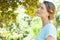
41, 7, 43, 9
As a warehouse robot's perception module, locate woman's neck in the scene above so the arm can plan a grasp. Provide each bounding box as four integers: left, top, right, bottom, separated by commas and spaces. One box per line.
42, 18, 50, 26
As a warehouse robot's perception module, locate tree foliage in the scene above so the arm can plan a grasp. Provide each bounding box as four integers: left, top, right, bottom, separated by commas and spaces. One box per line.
0, 0, 20, 27
19, 0, 40, 18
0, 0, 40, 27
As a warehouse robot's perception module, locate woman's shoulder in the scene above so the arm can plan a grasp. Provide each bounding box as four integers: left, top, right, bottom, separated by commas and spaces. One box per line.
44, 23, 56, 30
44, 23, 57, 40
43, 22, 57, 34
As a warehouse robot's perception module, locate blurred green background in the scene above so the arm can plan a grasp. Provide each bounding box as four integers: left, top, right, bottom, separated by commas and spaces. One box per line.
0, 0, 60, 40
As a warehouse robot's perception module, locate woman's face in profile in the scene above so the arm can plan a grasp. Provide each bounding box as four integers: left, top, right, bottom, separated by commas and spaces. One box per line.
37, 3, 49, 18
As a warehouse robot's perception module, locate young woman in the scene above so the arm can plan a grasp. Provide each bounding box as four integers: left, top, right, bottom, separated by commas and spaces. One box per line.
36, 1, 57, 40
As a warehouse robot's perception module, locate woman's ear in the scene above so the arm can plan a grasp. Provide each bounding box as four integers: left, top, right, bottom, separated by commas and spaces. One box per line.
50, 10, 53, 13
49, 9, 53, 13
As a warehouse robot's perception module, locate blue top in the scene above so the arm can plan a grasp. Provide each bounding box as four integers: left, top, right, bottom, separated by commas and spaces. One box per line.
36, 23, 57, 40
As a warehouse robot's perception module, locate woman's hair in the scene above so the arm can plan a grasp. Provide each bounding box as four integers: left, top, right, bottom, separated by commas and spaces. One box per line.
43, 1, 55, 20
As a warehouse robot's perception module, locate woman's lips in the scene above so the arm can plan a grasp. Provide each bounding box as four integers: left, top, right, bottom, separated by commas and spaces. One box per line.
37, 13, 40, 17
